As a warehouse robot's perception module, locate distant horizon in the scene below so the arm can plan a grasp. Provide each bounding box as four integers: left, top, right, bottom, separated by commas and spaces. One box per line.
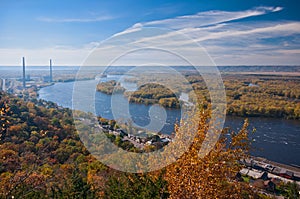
1, 65, 300, 67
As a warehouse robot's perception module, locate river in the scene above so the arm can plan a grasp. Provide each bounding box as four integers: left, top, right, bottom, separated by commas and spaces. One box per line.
38, 78, 300, 166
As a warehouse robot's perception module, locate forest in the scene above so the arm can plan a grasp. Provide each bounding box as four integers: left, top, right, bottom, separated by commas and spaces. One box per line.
97, 73, 300, 119
188, 74, 300, 119
126, 83, 181, 108
96, 80, 125, 94
1, 91, 298, 198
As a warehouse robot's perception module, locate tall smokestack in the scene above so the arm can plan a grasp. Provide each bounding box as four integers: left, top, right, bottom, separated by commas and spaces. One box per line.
50, 59, 53, 82
22, 57, 26, 88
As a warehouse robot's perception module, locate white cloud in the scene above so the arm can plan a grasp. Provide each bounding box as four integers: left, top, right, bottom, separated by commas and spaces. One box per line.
178, 22, 300, 44
110, 6, 283, 44
105, 6, 300, 66
2, 6, 299, 66
37, 15, 115, 23
113, 26, 142, 37
113, 6, 288, 46
136, 6, 283, 29
272, 7, 284, 12
276, 49, 300, 54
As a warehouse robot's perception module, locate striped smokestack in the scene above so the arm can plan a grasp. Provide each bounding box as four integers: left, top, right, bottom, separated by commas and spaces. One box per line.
22, 57, 26, 88
50, 59, 53, 82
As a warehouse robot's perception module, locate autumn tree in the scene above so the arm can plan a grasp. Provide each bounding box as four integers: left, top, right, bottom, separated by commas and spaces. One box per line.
164, 108, 257, 199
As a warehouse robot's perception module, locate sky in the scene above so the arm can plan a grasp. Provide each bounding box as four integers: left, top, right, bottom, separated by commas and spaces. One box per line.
0, 0, 300, 66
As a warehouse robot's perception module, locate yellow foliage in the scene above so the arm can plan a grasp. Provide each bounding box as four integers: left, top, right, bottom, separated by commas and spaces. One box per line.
164, 108, 255, 198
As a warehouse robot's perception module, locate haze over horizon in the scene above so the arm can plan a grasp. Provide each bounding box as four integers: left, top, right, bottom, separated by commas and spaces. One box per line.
1, 0, 300, 66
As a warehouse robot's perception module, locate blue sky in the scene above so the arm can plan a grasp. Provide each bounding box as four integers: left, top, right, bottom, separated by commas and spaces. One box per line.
0, 0, 300, 66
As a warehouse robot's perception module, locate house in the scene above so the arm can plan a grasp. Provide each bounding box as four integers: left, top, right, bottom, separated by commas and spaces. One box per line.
102, 125, 110, 130
240, 168, 268, 180
264, 164, 274, 172
239, 168, 249, 176
252, 162, 264, 170
240, 158, 254, 167
111, 130, 121, 136
160, 138, 171, 144
248, 170, 265, 179
248, 83, 259, 87
146, 140, 153, 145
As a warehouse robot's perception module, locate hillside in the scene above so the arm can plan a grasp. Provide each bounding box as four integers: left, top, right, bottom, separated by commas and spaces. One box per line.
1, 92, 295, 198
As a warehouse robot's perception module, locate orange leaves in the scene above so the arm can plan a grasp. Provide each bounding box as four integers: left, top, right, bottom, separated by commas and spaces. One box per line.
164, 108, 255, 198
24, 172, 46, 189
8, 125, 22, 133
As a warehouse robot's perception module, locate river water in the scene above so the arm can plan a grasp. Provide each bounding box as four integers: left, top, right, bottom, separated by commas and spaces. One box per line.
38, 77, 300, 166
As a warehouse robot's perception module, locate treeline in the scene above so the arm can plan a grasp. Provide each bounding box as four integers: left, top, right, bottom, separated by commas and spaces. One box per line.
96, 80, 125, 94
0, 92, 271, 198
126, 83, 181, 108
187, 74, 300, 119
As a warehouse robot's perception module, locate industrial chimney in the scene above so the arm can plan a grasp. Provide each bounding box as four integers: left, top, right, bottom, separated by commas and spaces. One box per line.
50, 59, 53, 82
22, 57, 26, 88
